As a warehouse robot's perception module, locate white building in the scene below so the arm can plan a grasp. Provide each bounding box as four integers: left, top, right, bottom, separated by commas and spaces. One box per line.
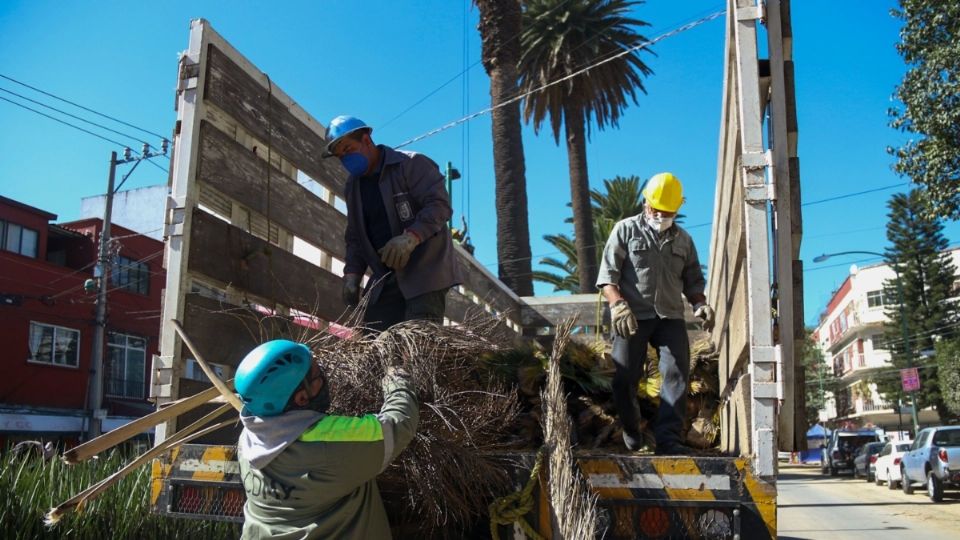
814, 247, 960, 431
80, 184, 167, 241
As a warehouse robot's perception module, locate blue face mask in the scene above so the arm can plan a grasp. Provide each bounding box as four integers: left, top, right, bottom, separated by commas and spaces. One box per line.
340, 152, 370, 176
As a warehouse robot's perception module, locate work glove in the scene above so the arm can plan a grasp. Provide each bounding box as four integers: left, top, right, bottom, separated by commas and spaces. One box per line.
379, 232, 420, 270
694, 303, 715, 332
610, 300, 638, 338
342, 273, 362, 307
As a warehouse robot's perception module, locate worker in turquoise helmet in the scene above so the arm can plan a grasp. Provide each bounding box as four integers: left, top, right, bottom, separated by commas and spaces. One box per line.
596, 172, 714, 456
324, 114, 461, 333
236, 339, 419, 539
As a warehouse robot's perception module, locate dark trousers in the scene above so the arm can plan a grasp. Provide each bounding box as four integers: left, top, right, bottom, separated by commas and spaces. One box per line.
611, 317, 690, 448
363, 276, 448, 333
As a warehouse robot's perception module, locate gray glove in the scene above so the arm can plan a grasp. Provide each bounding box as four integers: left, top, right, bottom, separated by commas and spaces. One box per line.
694, 303, 715, 332
610, 300, 638, 338
342, 273, 362, 306
378, 232, 419, 270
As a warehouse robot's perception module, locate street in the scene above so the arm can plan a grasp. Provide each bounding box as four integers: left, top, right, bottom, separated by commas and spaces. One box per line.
777, 464, 960, 539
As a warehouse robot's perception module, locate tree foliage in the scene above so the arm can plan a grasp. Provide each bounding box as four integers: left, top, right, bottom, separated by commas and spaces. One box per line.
888, 0, 960, 219
519, 0, 653, 292
936, 338, 960, 418
800, 329, 839, 430
874, 190, 959, 420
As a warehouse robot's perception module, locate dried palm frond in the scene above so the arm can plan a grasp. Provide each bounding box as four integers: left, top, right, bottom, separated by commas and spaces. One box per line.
542, 320, 599, 539
314, 315, 521, 535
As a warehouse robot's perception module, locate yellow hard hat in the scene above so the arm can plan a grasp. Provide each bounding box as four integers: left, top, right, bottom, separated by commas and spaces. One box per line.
642, 172, 684, 213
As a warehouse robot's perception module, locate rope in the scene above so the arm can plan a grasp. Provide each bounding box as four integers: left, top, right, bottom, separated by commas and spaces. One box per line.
489, 448, 546, 540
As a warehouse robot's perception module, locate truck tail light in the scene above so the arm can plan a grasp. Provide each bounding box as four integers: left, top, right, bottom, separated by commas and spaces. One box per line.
893, 457, 901, 466
869, 455, 877, 464
939, 449, 949, 463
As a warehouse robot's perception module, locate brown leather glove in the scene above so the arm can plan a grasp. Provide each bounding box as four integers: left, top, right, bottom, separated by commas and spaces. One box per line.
378, 232, 420, 270
611, 300, 638, 338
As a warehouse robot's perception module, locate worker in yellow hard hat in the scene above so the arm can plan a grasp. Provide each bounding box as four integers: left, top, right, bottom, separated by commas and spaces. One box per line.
596, 172, 715, 455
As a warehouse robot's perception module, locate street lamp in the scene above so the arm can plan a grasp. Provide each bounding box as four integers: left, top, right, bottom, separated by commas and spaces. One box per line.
813, 250, 920, 435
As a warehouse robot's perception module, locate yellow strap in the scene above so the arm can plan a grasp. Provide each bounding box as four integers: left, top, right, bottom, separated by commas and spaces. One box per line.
489, 448, 546, 540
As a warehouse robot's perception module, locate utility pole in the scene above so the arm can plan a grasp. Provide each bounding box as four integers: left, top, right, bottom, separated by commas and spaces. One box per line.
444, 161, 461, 230
86, 142, 167, 440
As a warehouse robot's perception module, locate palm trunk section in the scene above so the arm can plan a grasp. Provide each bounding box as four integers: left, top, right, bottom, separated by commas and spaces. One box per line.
476, 0, 534, 297
564, 104, 597, 293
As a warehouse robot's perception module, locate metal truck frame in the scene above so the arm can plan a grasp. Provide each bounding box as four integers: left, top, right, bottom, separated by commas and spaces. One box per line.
150, 1, 802, 537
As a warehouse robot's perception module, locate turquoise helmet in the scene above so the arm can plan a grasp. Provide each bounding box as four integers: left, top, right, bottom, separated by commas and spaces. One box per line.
324, 115, 372, 156
235, 340, 312, 417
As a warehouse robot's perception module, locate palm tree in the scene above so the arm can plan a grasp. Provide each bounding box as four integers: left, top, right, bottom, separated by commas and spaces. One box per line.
535, 175, 645, 293
519, 0, 654, 293
474, 0, 534, 296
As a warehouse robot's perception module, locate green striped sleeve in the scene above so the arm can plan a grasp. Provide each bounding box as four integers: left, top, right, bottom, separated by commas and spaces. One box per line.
298, 414, 384, 443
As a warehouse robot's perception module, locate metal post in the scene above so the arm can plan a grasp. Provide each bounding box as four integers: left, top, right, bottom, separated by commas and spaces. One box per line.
87, 151, 117, 440
445, 161, 455, 230
892, 268, 921, 435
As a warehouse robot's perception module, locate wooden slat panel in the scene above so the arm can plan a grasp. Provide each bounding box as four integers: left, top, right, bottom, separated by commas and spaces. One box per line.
445, 289, 474, 324
520, 294, 607, 328
188, 209, 345, 320
175, 378, 241, 445
197, 121, 347, 259
203, 44, 346, 194
455, 251, 521, 322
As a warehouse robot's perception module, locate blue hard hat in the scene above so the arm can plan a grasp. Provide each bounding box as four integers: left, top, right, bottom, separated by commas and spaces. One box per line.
235, 340, 312, 417
324, 115, 372, 155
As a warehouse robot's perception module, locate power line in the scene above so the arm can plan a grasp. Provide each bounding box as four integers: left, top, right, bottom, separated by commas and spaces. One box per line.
0, 86, 155, 149
0, 95, 130, 148
802, 182, 908, 207
0, 73, 167, 140
394, 9, 726, 149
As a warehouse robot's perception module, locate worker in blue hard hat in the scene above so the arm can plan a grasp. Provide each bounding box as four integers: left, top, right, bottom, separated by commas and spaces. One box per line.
596, 173, 715, 456
324, 115, 461, 332
235, 339, 418, 539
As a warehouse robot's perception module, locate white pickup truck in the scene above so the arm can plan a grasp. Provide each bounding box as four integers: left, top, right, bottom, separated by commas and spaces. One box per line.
900, 426, 960, 502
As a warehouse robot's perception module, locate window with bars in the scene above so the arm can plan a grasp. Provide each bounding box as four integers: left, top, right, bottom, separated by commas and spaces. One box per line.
28, 322, 80, 367
1, 220, 39, 258
111, 255, 150, 294
106, 333, 146, 399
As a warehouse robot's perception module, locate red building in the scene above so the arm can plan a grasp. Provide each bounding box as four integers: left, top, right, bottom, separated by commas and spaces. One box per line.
0, 196, 164, 446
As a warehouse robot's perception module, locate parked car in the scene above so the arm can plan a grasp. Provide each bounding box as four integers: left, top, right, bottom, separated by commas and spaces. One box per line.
853, 441, 886, 482
821, 428, 881, 476
873, 440, 912, 489
900, 426, 960, 502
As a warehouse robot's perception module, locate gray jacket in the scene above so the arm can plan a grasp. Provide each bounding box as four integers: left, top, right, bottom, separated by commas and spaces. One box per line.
596, 215, 706, 320
238, 374, 419, 539
344, 146, 462, 300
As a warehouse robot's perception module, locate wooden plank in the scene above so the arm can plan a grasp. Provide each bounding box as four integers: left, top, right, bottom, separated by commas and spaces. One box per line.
188, 209, 345, 321
445, 289, 475, 324
175, 378, 241, 445
197, 121, 347, 259
455, 248, 522, 322
520, 294, 606, 328
203, 44, 346, 194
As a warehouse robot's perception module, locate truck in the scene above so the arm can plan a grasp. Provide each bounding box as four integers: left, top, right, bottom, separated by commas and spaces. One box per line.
900, 426, 960, 502
820, 428, 881, 477
149, 1, 803, 537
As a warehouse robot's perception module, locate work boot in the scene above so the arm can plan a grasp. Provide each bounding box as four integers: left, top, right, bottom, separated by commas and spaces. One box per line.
623, 428, 656, 453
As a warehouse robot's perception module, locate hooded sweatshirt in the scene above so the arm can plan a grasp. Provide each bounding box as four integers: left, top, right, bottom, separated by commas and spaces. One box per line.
238, 373, 418, 539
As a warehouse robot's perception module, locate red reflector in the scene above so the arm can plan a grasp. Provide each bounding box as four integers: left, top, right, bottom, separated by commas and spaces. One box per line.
939, 449, 948, 462
893, 457, 901, 466
870, 455, 877, 463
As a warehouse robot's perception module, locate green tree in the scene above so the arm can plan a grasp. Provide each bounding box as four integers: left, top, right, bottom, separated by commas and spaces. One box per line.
475, 0, 534, 296
874, 190, 959, 420
888, 0, 960, 219
935, 338, 960, 418
533, 175, 644, 293
519, 0, 653, 293
800, 329, 838, 430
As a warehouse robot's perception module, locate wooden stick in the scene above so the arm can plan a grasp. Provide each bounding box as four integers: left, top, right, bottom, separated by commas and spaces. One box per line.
170, 319, 245, 412
63, 384, 225, 464
45, 403, 236, 525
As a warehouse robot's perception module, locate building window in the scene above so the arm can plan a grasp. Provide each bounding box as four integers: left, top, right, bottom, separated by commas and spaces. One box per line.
873, 335, 888, 350
106, 333, 146, 399
866, 290, 887, 308
1, 220, 39, 258
28, 322, 80, 367
184, 358, 226, 383
111, 255, 150, 295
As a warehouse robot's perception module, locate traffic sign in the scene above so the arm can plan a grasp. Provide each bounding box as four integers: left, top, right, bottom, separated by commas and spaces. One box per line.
901, 367, 920, 392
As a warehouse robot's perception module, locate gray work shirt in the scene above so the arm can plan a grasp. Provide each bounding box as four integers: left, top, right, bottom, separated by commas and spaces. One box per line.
344, 146, 462, 300
596, 215, 706, 320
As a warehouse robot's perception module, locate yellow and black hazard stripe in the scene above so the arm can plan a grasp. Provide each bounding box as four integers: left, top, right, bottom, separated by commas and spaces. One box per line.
150, 443, 245, 522
576, 455, 776, 540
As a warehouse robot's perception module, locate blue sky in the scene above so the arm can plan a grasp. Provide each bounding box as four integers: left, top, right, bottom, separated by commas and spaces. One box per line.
1, 0, 957, 326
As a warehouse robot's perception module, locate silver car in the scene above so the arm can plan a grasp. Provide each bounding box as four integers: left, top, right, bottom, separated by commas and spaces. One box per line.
873, 440, 912, 489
